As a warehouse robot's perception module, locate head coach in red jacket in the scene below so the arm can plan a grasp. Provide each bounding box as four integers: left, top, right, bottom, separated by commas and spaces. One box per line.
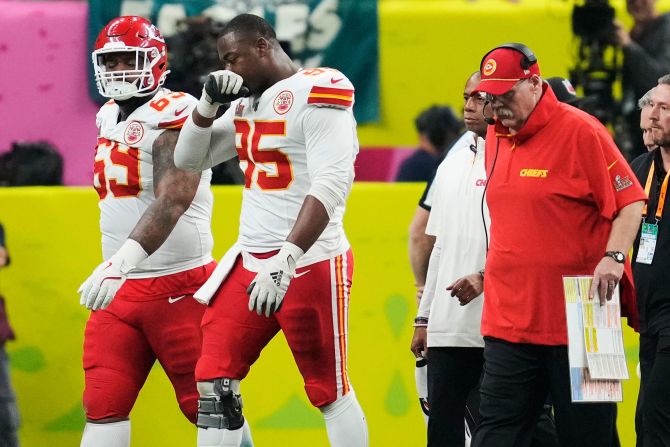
470, 43, 646, 447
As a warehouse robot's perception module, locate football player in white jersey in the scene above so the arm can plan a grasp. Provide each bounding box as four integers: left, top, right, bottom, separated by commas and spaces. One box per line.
174, 13, 368, 447
78, 16, 253, 447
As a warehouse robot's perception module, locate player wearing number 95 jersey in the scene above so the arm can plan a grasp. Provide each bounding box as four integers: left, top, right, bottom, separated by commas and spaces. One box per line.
174, 13, 368, 447
79, 16, 254, 447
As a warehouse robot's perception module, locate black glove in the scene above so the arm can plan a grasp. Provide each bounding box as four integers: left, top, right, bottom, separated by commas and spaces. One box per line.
197, 70, 250, 118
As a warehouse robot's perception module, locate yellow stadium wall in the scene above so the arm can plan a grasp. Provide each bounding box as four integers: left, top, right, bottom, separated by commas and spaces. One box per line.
0, 185, 641, 446
359, 0, 573, 147
358, 0, 670, 148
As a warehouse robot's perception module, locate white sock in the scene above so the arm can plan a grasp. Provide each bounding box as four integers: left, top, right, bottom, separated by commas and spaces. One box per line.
240, 419, 254, 447
80, 420, 130, 447
198, 421, 251, 447
321, 390, 369, 447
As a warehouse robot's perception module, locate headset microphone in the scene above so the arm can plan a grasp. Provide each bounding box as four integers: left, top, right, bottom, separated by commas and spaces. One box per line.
483, 101, 495, 125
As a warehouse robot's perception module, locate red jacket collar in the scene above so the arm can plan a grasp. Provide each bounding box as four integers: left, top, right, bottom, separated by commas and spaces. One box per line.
493, 83, 560, 143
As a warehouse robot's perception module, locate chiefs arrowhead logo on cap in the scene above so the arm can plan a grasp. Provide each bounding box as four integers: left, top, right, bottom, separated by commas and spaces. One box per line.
483, 58, 497, 76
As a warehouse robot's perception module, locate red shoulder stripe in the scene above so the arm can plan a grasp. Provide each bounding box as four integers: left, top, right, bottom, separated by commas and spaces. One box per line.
310, 86, 354, 96
307, 96, 353, 107
158, 115, 188, 129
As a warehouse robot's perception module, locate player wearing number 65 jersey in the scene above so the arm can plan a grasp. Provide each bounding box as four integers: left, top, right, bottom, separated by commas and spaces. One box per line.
78, 16, 254, 447
174, 13, 368, 447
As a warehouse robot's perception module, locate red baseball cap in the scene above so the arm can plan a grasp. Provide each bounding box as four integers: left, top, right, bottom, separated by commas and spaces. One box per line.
475, 46, 541, 96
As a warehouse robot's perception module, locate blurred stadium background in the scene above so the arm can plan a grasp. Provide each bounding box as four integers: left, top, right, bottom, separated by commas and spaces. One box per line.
0, 0, 660, 445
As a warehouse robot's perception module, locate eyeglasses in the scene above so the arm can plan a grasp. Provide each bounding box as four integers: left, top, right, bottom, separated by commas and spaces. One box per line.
464, 91, 488, 105
489, 79, 528, 104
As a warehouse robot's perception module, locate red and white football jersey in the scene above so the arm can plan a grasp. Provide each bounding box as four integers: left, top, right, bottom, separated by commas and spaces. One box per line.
216, 68, 359, 265
94, 89, 214, 278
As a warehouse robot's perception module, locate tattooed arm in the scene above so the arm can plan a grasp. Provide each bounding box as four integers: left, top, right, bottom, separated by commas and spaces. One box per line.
79, 129, 202, 310
128, 129, 202, 254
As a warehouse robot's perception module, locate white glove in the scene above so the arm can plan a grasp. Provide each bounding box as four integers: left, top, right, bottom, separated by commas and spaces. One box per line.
78, 239, 148, 311
197, 70, 246, 118
247, 242, 304, 317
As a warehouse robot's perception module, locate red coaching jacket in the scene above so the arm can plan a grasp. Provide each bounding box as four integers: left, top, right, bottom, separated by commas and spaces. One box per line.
482, 85, 645, 345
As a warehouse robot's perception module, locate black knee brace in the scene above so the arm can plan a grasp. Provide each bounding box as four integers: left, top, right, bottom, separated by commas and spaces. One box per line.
197, 378, 244, 430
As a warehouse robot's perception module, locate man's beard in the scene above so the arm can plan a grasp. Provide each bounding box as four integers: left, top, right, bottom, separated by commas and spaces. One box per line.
651, 127, 670, 148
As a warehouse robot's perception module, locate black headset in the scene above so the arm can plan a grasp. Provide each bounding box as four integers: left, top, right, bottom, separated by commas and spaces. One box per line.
479, 42, 537, 123
479, 43, 537, 251
480, 42, 537, 71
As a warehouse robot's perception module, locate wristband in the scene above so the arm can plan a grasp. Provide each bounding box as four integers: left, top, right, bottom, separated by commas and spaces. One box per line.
196, 94, 220, 119
279, 241, 305, 268
413, 316, 428, 328
113, 239, 148, 274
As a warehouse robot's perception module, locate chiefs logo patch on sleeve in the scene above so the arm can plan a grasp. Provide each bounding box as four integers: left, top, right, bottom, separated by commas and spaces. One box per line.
274, 90, 294, 115
124, 121, 144, 145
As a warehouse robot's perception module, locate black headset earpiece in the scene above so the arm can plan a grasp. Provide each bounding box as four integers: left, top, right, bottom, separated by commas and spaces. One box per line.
482, 100, 495, 125
480, 43, 537, 71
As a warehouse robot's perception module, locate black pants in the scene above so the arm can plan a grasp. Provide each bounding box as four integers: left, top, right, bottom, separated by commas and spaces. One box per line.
427, 346, 560, 447
637, 329, 670, 447
427, 347, 484, 447
472, 337, 618, 447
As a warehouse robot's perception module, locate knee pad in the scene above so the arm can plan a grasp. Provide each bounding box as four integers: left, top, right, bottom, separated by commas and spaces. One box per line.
197, 379, 244, 430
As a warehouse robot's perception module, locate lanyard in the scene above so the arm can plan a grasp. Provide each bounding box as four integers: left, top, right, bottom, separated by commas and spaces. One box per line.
642, 162, 670, 221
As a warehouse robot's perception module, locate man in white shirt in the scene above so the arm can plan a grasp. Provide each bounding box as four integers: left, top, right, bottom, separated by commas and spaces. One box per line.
409, 72, 561, 447
409, 71, 488, 447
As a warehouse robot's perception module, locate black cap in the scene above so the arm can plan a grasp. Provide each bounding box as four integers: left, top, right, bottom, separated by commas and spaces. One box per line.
546, 77, 582, 106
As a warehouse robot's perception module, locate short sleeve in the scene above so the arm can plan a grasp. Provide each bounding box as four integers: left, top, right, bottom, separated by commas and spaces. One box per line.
582, 126, 646, 219
419, 175, 435, 211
